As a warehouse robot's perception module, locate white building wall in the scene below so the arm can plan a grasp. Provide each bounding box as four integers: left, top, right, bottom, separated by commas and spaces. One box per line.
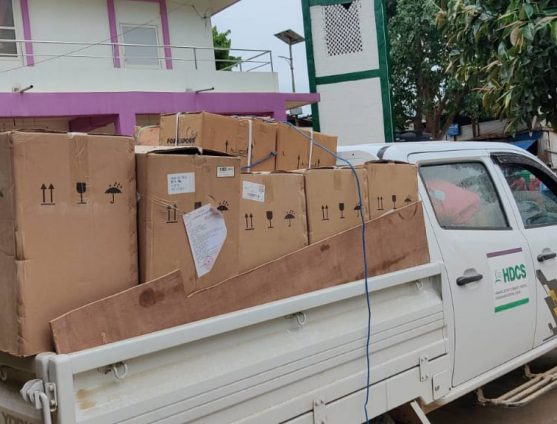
317, 78, 384, 145
0, 0, 277, 93
1, 64, 278, 92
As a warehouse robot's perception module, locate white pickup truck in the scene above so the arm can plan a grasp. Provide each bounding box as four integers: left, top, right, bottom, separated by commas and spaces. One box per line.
2, 141, 557, 424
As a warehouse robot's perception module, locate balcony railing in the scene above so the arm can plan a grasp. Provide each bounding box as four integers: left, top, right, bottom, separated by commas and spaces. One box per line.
0, 39, 274, 72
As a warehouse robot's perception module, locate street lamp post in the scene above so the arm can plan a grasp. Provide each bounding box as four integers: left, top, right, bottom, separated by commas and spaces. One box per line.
274, 29, 305, 93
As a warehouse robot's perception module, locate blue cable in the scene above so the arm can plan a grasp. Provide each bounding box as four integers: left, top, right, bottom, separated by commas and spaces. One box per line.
241, 151, 277, 171
285, 123, 372, 422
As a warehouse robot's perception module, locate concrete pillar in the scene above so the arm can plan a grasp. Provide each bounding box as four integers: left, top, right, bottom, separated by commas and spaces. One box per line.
115, 112, 136, 136
273, 107, 287, 122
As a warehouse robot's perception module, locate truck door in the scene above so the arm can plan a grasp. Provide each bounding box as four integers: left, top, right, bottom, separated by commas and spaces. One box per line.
412, 152, 536, 386
491, 152, 557, 347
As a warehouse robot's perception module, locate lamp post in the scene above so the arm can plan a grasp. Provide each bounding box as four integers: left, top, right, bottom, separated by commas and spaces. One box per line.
274, 29, 305, 93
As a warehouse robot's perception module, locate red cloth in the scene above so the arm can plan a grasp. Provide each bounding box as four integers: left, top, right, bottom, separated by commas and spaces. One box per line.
426, 180, 481, 226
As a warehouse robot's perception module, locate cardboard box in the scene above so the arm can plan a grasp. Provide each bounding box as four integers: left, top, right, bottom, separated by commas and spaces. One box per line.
0, 131, 138, 356
239, 172, 308, 272
304, 167, 369, 244
137, 147, 241, 293
51, 203, 429, 354
135, 125, 160, 146
276, 123, 338, 170
365, 162, 419, 220
158, 112, 276, 171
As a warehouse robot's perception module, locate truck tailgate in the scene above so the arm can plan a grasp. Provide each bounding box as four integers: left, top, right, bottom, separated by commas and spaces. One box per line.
5, 263, 447, 423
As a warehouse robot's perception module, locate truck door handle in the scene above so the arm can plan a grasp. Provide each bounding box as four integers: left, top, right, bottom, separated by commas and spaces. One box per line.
457, 273, 483, 286
538, 251, 557, 262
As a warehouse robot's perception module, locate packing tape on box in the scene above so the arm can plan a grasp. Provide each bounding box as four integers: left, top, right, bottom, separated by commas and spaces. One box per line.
247, 119, 253, 168
174, 112, 185, 146
308, 128, 314, 169
69, 134, 90, 204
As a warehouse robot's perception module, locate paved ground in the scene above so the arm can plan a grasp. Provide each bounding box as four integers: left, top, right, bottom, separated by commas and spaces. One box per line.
429, 350, 557, 424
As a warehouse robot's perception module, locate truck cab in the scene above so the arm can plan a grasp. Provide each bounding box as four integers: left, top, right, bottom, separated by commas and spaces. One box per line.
339, 141, 557, 388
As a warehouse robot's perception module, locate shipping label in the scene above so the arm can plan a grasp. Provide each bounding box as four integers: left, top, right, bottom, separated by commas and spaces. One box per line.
167, 172, 195, 195
183, 204, 227, 278
217, 166, 235, 178
487, 247, 530, 313
242, 181, 265, 203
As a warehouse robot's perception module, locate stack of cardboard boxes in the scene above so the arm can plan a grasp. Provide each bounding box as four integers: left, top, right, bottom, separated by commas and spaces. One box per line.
137, 112, 420, 293
0, 111, 423, 357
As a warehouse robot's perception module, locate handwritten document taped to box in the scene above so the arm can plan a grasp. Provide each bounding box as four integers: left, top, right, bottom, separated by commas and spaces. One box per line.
183, 204, 227, 278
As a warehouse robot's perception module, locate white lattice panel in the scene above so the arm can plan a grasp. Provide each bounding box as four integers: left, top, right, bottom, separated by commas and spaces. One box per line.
310, 0, 379, 77
317, 78, 385, 145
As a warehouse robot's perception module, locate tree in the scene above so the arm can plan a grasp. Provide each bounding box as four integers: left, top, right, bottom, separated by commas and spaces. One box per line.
388, 0, 473, 138
438, 0, 557, 131
212, 26, 241, 71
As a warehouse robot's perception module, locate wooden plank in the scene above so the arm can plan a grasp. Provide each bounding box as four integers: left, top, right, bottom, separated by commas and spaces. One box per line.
51, 202, 430, 354
51, 270, 187, 354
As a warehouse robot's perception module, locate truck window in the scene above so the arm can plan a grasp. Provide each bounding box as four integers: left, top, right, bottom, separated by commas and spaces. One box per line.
498, 163, 557, 228
420, 162, 508, 230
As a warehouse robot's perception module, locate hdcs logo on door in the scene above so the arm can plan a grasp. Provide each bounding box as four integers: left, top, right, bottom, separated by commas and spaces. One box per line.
495, 264, 527, 284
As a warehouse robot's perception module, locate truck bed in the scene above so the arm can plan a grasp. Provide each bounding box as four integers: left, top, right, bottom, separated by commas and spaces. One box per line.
0, 262, 447, 424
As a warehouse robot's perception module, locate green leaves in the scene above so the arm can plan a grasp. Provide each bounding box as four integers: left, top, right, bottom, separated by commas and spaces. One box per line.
389, 0, 474, 136
212, 26, 241, 71
552, 20, 557, 43
439, 0, 557, 132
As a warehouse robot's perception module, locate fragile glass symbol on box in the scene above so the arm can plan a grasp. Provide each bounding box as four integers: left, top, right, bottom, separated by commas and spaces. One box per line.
76, 182, 86, 204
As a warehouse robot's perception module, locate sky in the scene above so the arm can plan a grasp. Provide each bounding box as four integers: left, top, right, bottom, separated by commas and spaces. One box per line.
212, 0, 310, 95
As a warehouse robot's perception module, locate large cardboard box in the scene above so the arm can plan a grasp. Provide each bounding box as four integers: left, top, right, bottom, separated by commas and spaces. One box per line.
365, 161, 419, 220
0, 131, 138, 356
305, 167, 369, 244
239, 172, 308, 272
137, 147, 241, 293
159, 112, 276, 171
276, 123, 338, 170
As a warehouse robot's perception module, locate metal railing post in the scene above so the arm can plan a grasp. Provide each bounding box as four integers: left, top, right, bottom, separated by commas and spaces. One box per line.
193, 47, 198, 70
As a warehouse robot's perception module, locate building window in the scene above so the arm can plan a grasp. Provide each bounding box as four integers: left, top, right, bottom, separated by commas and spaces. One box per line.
0, 0, 17, 57
121, 24, 160, 67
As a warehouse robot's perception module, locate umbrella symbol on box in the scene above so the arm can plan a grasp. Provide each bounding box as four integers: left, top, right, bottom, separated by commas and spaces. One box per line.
105, 183, 122, 204
284, 210, 296, 227
354, 204, 362, 217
